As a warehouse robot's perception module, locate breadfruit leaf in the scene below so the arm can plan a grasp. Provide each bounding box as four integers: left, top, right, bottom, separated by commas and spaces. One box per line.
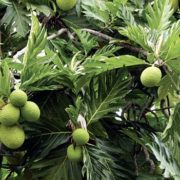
85, 70, 131, 125
146, 0, 173, 31
0, 62, 11, 97
1, 2, 30, 37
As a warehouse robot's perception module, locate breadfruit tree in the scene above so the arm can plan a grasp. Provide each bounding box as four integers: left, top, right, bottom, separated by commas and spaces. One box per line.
0, 0, 180, 179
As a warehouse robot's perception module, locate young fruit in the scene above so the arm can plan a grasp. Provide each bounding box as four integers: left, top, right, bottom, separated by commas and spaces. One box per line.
0, 104, 20, 126
67, 144, 82, 162
154, 165, 163, 175
1, 125, 25, 149
72, 128, 90, 145
10, 89, 28, 107
0, 124, 2, 142
140, 67, 162, 87
56, 0, 77, 11
171, 0, 179, 10
6, 151, 25, 165
21, 101, 40, 122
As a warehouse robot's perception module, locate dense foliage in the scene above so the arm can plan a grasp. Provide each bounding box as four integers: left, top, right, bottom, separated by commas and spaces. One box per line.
0, 0, 180, 179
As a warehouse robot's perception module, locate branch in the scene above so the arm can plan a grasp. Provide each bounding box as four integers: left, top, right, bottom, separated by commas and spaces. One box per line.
118, 42, 149, 57
143, 147, 155, 173
133, 153, 139, 176
82, 28, 149, 57
13, 28, 149, 59
47, 28, 68, 40
82, 28, 113, 41
13, 28, 73, 59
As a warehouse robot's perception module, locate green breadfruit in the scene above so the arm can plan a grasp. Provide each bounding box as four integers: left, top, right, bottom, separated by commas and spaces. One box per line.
171, 0, 179, 10
0, 104, 20, 126
72, 128, 90, 145
140, 67, 162, 87
1, 125, 25, 149
6, 151, 25, 165
10, 89, 28, 107
0, 124, 2, 142
56, 0, 77, 11
67, 144, 82, 162
21, 101, 40, 122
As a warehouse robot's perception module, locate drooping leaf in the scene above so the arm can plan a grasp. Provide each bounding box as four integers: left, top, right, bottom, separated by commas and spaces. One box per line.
82, 144, 113, 180
147, 135, 180, 178
83, 55, 146, 75
1, 2, 30, 37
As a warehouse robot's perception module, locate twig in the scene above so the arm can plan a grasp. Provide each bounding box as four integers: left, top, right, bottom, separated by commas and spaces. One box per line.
13, 28, 149, 59
13, 28, 73, 59
133, 153, 139, 176
166, 96, 171, 117
5, 171, 14, 180
150, 106, 174, 111
146, 108, 160, 128
13, 48, 26, 59
82, 28, 113, 41
82, 28, 149, 57
119, 42, 149, 57
47, 28, 68, 40
160, 99, 170, 118
143, 147, 155, 173
138, 96, 155, 121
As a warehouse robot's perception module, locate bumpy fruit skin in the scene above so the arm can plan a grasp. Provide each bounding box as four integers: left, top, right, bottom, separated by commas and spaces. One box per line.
140, 67, 162, 87
10, 89, 28, 107
67, 144, 82, 162
1, 125, 25, 149
21, 101, 40, 122
0, 104, 20, 126
72, 128, 90, 145
56, 0, 77, 11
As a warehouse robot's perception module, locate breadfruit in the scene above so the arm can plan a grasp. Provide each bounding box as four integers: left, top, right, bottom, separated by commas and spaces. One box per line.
72, 128, 89, 145
1, 125, 25, 149
67, 144, 82, 162
171, 0, 179, 10
140, 67, 162, 87
154, 165, 163, 175
10, 89, 28, 107
21, 101, 40, 122
56, 0, 77, 11
0, 104, 20, 126
6, 151, 25, 165
0, 124, 2, 142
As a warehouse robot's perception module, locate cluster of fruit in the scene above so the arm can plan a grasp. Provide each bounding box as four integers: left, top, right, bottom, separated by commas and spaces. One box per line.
67, 128, 90, 162
0, 89, 40, 149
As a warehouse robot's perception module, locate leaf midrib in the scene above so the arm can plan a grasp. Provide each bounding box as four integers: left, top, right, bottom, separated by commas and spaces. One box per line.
87, 78, 121, 126
12, 2, 26, 36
